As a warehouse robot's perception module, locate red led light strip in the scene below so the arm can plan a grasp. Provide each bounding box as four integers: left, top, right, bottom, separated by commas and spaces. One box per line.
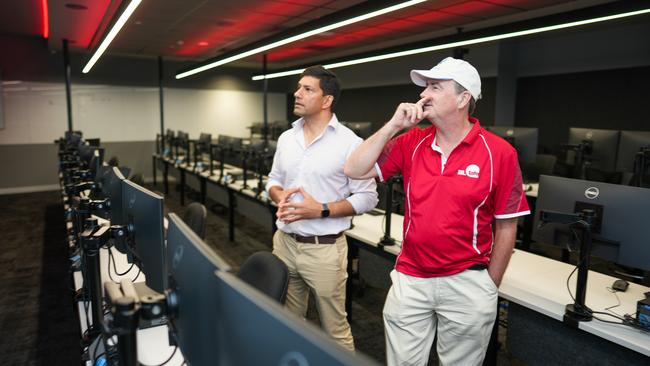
42, 0, 49, 39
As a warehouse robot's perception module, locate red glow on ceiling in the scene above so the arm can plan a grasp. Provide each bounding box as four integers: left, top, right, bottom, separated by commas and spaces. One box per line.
262, 3, 513, 63
198, 41, 209, 46
42, 0, 49, 38
175, 1, 325, 57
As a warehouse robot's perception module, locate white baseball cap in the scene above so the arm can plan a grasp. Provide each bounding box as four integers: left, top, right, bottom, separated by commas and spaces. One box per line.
410, 57, 482, 100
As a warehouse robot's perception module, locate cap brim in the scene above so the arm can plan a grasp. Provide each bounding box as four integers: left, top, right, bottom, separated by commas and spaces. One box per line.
410, 69, 453, 87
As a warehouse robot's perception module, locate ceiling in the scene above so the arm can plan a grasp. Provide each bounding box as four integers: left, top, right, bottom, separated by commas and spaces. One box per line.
2, 0, 627, 72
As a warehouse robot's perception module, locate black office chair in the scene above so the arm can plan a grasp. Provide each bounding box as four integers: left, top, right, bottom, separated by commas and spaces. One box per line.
129, 173, 145, 186
107, 156, 120, 167
182, 202, 208, 239
237, 252, 289, 305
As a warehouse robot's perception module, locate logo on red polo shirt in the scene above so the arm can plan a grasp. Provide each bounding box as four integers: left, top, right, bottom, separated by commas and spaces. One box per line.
457, 164, 480, 178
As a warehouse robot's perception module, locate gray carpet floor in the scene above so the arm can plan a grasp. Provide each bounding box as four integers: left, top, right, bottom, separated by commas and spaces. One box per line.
0, 191, 80, 366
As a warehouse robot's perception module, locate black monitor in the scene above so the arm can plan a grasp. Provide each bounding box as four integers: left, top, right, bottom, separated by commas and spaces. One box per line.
166, 213, 232, 366
217, 135, 244, 165
176, 131, 189, 148
102, 167, 128, 225
485, 126, 538, 164
616, 130, 650, 172
567, 128, 620, 172
196, 132, 212, 150
165, 212, 376, 365
213, 271, 378, 365
342, 122, 373, 139
88, 148, 105, 180
122, 180, 166, 293
532, 175, 650, 271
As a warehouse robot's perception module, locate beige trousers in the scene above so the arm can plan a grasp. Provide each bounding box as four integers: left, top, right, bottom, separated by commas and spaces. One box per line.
272, 230, 354, 351
383, 269, 498, 366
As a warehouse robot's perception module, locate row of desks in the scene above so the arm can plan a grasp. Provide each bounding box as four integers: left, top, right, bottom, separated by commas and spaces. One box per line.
154, 155, 649, 362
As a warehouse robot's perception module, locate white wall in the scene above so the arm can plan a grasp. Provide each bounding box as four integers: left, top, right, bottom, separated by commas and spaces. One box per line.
0, 82, 287, 144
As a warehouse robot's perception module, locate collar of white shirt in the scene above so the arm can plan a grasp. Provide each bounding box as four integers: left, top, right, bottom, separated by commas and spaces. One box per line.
291, 114, 340, 148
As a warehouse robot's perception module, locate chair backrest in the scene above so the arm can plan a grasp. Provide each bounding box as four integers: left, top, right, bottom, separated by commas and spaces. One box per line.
182, 202, 208, 239
129, 173, 145, 187
237, 252, 289, 304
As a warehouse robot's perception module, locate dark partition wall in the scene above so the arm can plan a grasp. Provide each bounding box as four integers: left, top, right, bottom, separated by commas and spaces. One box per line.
514, 66, 650, 154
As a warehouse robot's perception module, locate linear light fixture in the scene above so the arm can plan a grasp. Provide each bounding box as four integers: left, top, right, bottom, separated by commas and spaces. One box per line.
82, 0, 142, 73
252, 7, 650, 81
42, 0, 49, 39
175, 0, 427, 79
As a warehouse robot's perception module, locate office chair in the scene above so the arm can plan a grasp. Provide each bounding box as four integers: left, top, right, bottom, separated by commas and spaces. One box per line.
107, 156, 120, 167
182, 202, 208, 239
129, 173, 145, 186
237, 252, 289, 305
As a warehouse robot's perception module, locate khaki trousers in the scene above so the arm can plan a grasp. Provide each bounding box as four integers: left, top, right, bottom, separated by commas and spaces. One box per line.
272, 230, 354, 351
383, 269, 498, 366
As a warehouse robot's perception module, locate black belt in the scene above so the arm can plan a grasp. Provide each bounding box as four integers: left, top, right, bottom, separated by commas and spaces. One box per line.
289, 233, 342, 244
467, 263, 488, 271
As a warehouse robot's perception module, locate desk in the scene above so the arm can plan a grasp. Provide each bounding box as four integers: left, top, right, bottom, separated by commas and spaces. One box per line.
71, 246, 184, 366
345, 211, 650, 364
155, 154, 277, 243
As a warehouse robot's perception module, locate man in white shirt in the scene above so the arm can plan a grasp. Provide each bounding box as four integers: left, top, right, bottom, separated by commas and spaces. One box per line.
266, 66, 378, 351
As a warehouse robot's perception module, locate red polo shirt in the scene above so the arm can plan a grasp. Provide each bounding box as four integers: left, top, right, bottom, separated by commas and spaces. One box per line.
376, 118, 530, 277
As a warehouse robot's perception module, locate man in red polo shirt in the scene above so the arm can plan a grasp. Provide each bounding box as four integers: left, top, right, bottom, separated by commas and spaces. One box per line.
344, 57, 529, 365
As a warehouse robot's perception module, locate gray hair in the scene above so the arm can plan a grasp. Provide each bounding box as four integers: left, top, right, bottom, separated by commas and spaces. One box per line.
453, 81, 476, 115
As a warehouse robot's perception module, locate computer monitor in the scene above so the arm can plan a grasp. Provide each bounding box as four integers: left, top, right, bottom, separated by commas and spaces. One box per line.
532, 175, 650, 271
485, 126, 538, 164
342, 122, 374, 139
102, 167, 128, 225
213, 271, 378, 366
566, 128, 620, 172
616, 130, 650, 172
88, 148, 105, 180
122, 180, 166, 293
217, 135, 244, 166
165, 212, 376, 365
176, 131, 189, 149
197, 133, 212, 153
166, 213, 232, 366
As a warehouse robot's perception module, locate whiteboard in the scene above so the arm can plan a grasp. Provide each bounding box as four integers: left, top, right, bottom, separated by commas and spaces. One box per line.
0, 81, 287, 145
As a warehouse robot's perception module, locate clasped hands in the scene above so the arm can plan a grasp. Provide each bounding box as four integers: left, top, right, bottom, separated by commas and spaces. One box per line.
276, 187, 322, 224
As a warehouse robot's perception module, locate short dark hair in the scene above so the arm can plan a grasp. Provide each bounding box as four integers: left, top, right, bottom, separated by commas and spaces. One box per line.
300, 65, 341, 110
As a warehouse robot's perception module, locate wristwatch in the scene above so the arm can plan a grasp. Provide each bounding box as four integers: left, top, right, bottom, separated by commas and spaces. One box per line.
321, 203, 330, 218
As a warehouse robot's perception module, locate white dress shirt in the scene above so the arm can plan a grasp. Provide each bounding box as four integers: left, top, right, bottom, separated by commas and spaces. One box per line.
266, 114, 378, 236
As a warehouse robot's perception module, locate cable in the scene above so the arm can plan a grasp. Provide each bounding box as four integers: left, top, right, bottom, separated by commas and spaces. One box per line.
139, 346, 179, 366
107, 247, 137, 283
132, 267, 142, 282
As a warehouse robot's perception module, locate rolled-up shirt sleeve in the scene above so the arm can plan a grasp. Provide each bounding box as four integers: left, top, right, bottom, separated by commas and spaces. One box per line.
345, 139, 378, 214
265, 139, 284, 193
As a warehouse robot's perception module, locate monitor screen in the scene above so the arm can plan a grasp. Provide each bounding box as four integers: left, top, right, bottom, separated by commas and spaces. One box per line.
341, 122, 374, 139
532, 175, 650, 271
485, 126, 538, 164
616, 130, 650, 172
213, 271, 378, 365
176, 131, 189, 148
166, 213, 231, 366
122, 180, 166, 293
88, 148, 105, 180
567, 128, 620, 171
102, 166, 128, 225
